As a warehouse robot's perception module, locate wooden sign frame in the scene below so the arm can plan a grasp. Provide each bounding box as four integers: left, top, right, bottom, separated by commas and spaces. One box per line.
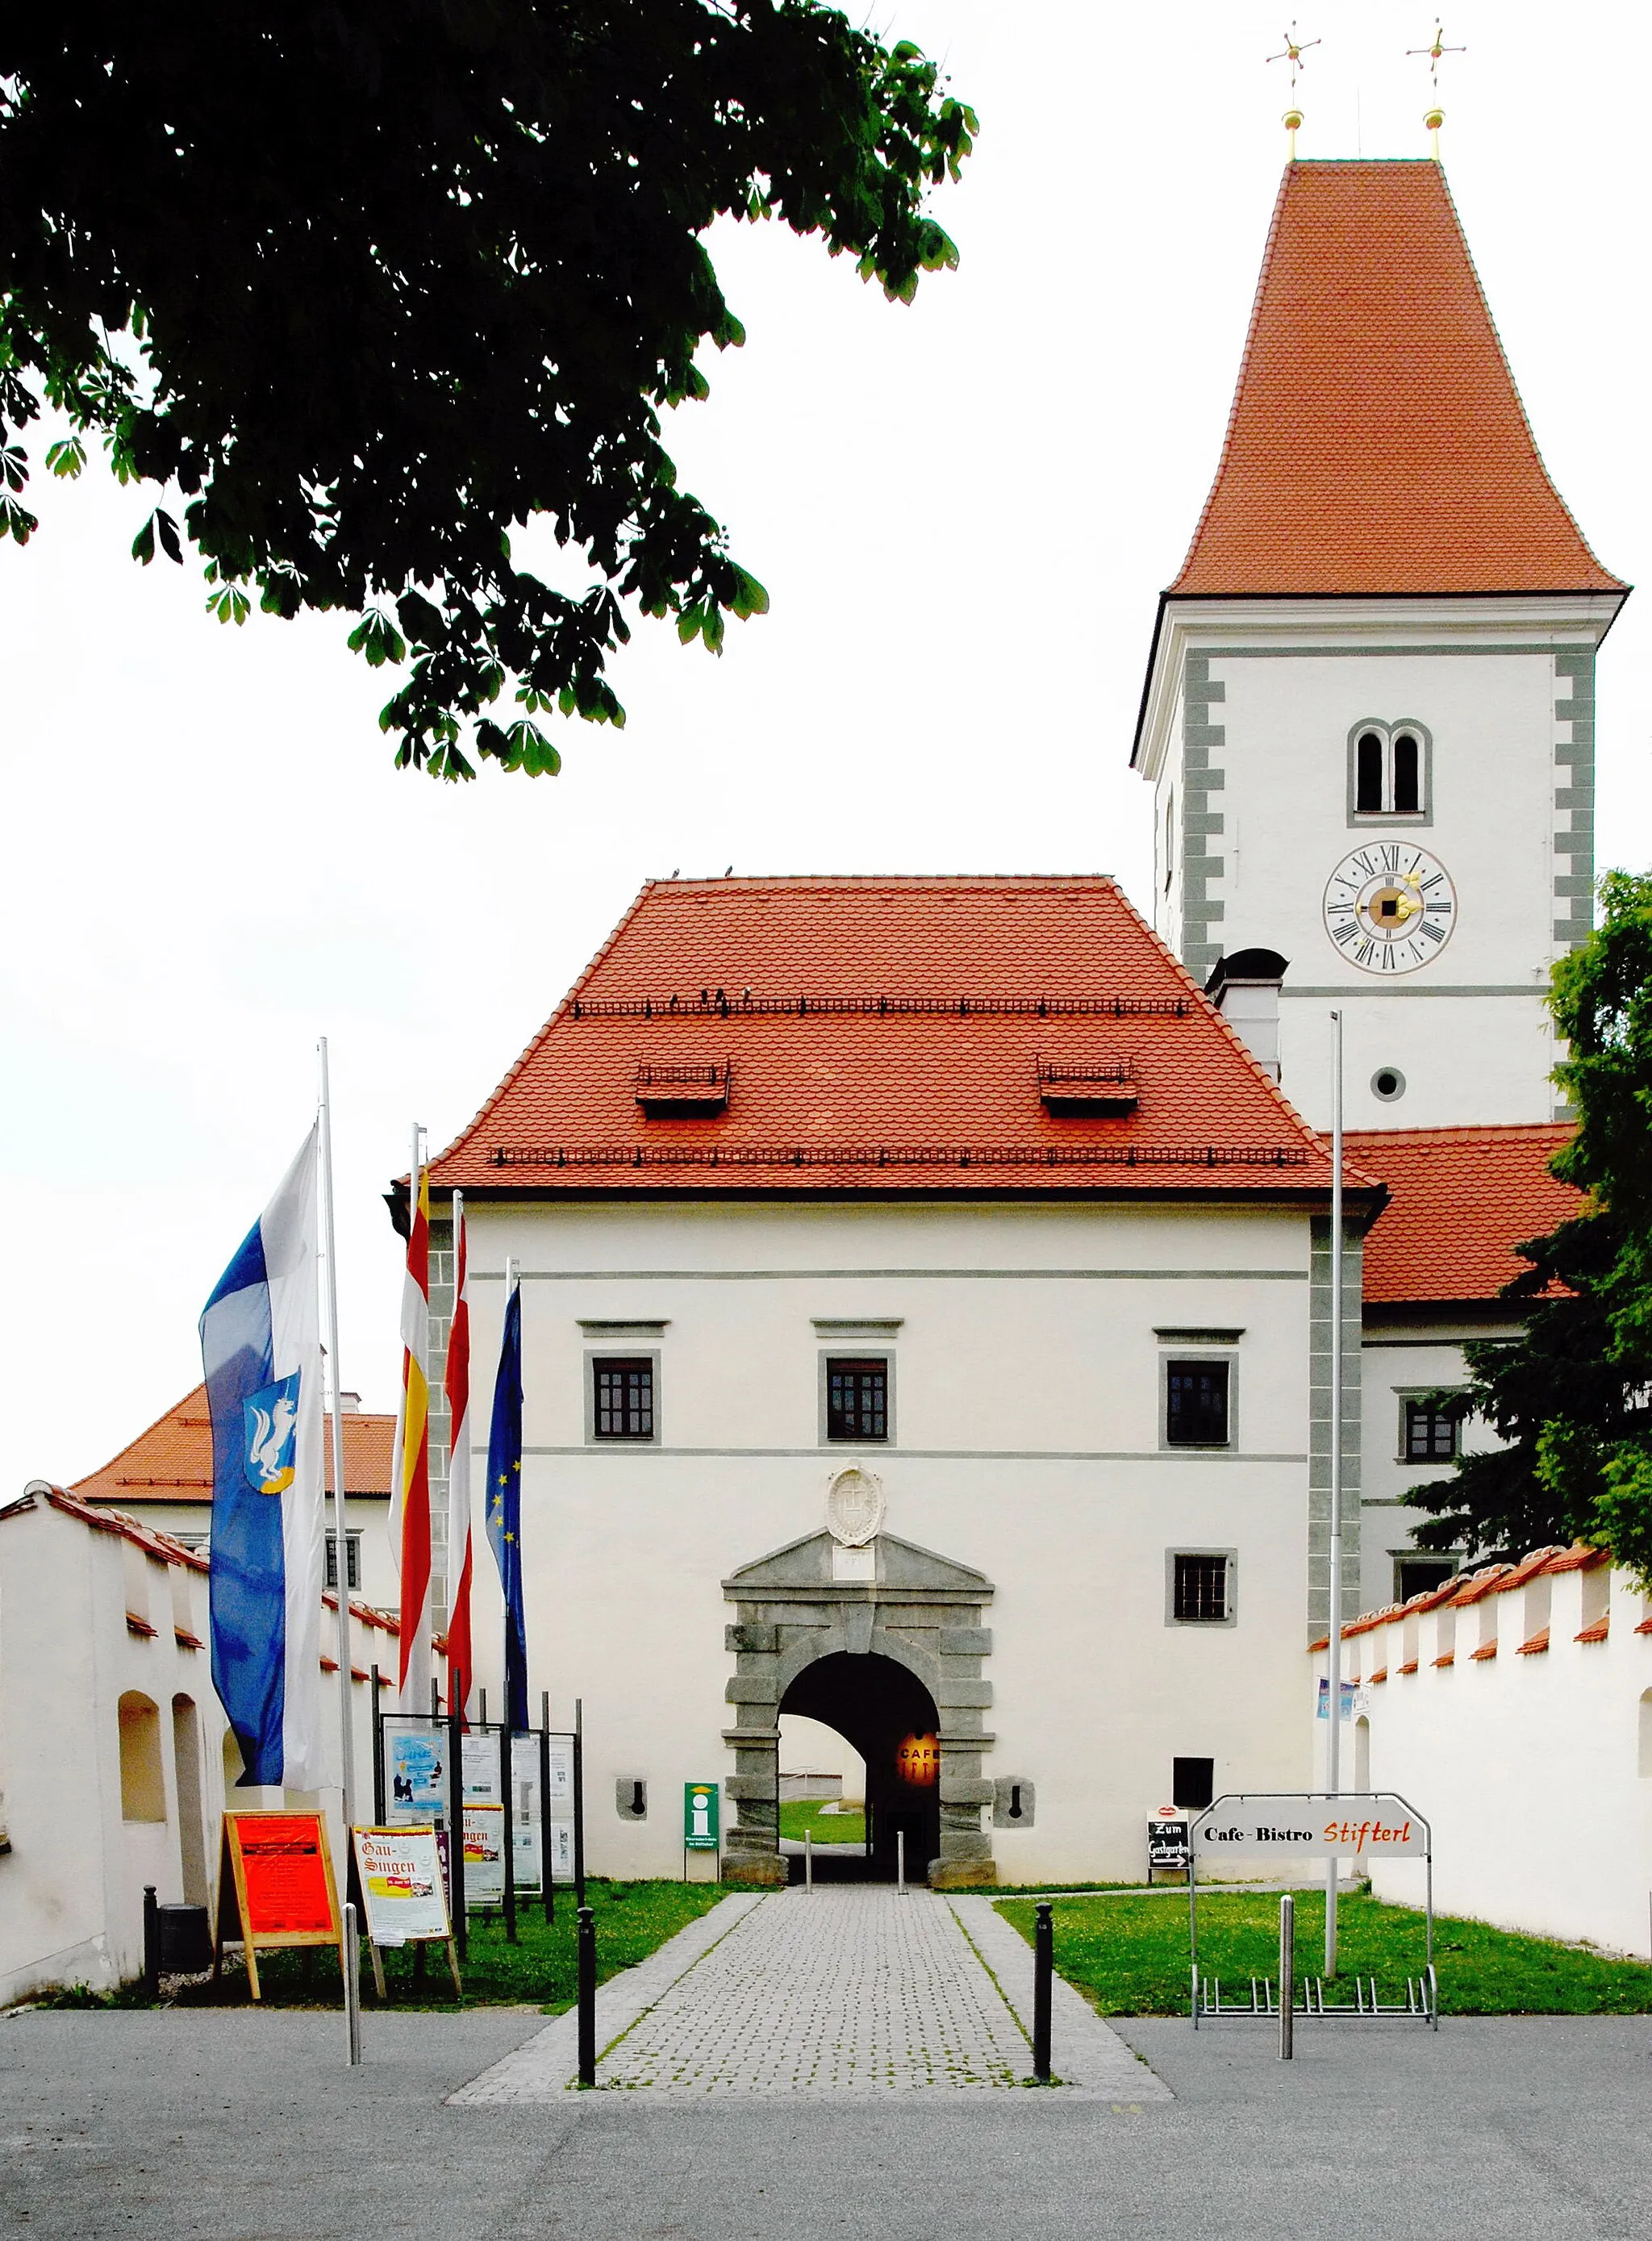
350, 1824, 463, 2000
214, 1809, 343, 2001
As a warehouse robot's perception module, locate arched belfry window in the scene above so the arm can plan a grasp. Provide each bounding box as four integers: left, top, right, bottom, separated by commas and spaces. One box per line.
1349, 720, 1431, 824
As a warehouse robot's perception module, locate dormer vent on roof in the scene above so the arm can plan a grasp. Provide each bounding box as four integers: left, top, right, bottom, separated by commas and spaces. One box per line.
1037, 1059, 1139, 1116
636, 1059, 730, 1116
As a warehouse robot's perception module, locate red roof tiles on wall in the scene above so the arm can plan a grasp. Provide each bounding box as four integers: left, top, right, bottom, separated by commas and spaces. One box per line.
429, 878, 1357, 1198
71, 1383, 395, 1508
1170, 162, 1624, 598
1319, 1542, 1614, 1646
1347, 1125, 1582, 1306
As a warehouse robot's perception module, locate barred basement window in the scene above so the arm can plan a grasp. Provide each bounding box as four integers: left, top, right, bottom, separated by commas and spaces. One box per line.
826, 1358, 888, 1443
1165, 1359, 1230, 1446
1404, 1398, 1460, 1461
324, 1531, 361, 1592
594, 1357, 655, 1441
1173, 1554, 1230, 1622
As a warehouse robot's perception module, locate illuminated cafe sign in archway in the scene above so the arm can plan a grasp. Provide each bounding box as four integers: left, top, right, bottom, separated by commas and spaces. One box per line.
896, 1733, 940, 1787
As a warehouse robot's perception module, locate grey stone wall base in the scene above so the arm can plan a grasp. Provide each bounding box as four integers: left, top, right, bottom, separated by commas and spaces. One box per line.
723, 1854, 789, 1888
930, 1857, 998, 1889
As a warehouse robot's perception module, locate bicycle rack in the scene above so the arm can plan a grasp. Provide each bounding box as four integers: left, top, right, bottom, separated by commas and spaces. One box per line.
1193, 1965, 1437, 2024
1187, 1792, 1439, 2033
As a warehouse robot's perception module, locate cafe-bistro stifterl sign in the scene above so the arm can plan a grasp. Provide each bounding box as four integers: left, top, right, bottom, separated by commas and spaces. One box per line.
1193, 1794, 1428, 1859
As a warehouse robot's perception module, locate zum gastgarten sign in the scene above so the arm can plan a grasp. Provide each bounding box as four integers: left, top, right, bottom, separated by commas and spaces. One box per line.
1192, 1793, 1429, 1859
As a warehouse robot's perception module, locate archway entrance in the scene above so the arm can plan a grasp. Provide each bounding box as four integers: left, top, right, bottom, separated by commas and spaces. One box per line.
722, 1528, 995, 1889
779, 1652, 941, 1882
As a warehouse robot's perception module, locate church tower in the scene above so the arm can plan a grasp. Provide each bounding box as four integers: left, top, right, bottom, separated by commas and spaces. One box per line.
1133, 160, 1627, 1129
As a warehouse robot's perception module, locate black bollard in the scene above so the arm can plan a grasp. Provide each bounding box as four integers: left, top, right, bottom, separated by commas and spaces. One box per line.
1032, 1901, 1053, 2082
142, 1886, 160, 2003
576, 1905, 597, 2087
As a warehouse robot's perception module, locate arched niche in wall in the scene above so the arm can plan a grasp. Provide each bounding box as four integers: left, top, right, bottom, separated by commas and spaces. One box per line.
118, 1692, 165, 1823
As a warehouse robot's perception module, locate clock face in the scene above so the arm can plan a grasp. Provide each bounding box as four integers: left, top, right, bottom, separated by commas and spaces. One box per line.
1322, 843, 1457, 974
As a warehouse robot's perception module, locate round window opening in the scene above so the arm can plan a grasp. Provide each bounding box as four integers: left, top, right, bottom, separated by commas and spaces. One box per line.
1371, 1066, 1407, 1103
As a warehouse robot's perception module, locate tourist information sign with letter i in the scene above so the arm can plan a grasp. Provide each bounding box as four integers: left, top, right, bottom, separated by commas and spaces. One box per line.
683, 1783, 720, 1850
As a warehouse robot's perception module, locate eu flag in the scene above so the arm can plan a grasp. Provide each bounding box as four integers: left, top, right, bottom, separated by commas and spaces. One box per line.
486, 1283, 528, 1730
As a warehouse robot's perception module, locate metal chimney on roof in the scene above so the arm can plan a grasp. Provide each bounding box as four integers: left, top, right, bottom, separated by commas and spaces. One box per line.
1205, 949, 1288, 1083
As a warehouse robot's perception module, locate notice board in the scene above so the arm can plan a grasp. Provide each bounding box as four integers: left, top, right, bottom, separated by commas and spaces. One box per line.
215, 1810, 342, 2001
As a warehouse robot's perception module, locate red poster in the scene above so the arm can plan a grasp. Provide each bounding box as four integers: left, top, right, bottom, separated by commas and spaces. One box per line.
233, 1813, 336, 1936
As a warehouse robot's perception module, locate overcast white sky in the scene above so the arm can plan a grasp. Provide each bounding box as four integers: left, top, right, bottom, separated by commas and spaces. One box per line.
3, 0, 1647, 1489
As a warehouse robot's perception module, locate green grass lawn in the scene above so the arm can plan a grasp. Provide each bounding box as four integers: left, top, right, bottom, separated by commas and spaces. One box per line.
778, 1799, 866, 1846
139, 1879, 725, 2013
995, 1888, 1652, 2018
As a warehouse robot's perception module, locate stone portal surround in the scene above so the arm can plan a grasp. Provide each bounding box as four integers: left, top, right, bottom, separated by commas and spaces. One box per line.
722, 1532, 995, 1888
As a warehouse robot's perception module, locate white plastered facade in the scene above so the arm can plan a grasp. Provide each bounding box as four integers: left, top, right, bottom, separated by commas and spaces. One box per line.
455, 1191, 1323, 1887
1136, 595, 1617, 1133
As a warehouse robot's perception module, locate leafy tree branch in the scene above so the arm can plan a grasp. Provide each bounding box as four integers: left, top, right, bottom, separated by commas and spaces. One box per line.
0, 4, 976, 778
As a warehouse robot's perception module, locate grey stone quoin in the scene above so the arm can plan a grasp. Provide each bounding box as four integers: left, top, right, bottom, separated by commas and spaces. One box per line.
721, 1531, 996, 1889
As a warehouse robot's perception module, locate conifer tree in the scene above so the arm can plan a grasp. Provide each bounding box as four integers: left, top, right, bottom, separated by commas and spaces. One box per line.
1405, 870, 1652, 1583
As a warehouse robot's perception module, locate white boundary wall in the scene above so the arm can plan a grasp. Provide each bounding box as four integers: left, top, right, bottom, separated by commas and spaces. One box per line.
0, 1487, 407, 2005
1314, 1550, 1652, 1957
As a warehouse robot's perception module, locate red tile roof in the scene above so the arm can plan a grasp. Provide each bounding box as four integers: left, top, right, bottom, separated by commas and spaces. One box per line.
71, 1383, 395, 1508
1170, 162, 1624, 599
0, 1486, 209, 1573
1346, 1125, 1583, 1307
430, 878, 1359, 1199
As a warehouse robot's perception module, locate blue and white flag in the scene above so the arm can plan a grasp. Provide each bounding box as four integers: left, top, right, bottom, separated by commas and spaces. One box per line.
201, 1129, 324, 1788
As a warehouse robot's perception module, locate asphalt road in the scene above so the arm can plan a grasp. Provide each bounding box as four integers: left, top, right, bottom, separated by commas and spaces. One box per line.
3, 2007, 1650, 2239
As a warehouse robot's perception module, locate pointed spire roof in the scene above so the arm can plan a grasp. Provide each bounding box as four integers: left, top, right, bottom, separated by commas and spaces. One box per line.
1170, 161, 1624, 598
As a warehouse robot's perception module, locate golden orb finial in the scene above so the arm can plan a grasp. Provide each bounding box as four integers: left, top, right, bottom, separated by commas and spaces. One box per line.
1408, 21, 1466, 157
1283, 107, 1305, 160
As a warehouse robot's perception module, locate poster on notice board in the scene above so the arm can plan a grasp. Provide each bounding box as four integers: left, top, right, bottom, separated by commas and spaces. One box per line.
353, 1826, 453, 1947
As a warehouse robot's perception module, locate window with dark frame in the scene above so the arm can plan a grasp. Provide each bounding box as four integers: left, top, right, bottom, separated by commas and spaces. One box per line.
826, 1357, 888, 1443
1352, 722, 1427, 818
1165, 1359, 1230, 1446
1173, 1553, 1230, 1623
324, 1531, 361, 1592
1355, 729, 1385, 814
1392, 731, 1421, 814
593, 1356, 655, 1441
1395, 1555, 1458, 1605
1172, 1755, 1216, 1810
1404, 1397, 1460, 1461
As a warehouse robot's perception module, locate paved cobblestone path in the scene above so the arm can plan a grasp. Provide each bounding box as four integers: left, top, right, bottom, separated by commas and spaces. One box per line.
599, 1888, 1028, 2094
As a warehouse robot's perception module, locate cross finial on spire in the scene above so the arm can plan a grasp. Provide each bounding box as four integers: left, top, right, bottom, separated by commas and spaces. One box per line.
1407, 22, 1466, 89
1267, 21, 1320, 92
1408, 22, 1465, 158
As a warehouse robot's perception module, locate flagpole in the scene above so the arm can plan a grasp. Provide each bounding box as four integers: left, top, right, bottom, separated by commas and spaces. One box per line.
444, 1189, 473, 1724
503, 1254, 519, 1729
318, 1037, 356, 1833
1325, 1008, 1345, 1978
